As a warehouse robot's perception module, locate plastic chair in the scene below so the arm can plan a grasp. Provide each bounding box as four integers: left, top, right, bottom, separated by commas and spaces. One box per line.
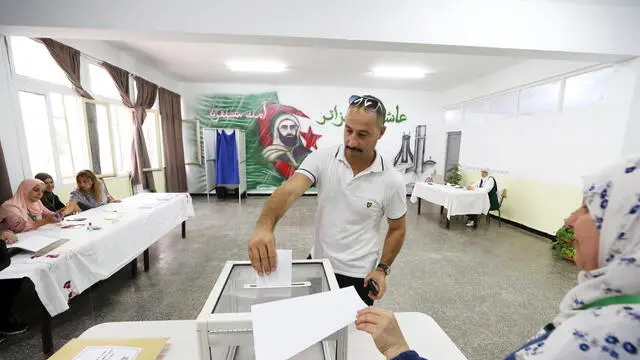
486, 189, 507, 227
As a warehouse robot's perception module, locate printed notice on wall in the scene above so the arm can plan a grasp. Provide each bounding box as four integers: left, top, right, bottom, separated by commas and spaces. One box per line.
72, 346, 141, 360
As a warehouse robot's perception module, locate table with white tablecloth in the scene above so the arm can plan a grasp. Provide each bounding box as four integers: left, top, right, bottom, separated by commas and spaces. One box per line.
79, 313, 468, 360
0, 193, 195, 354
410, 183, 489, 228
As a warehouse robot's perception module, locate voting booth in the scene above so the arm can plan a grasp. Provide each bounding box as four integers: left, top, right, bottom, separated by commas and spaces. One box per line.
196, 260, 348, 360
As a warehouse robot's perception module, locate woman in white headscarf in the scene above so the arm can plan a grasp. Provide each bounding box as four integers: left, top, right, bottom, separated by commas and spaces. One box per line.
355, 155, 640, 360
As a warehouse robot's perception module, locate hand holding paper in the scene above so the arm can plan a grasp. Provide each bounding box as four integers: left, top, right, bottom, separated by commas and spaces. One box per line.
252, 286, 367, 360
255, 249, 292, 288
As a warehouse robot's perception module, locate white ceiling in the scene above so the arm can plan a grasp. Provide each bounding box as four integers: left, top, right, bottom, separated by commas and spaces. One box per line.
110, 41, 526, 91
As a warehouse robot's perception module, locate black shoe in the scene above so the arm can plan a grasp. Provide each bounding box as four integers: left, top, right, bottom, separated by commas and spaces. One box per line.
0, 333, 6, 346
0, 320, 28, 336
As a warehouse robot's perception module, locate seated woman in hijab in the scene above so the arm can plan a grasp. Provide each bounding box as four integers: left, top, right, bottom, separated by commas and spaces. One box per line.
67, 170, 120, 212
1, 179, 63, 233
356, 155, 640, 360
34, 172, 66, 212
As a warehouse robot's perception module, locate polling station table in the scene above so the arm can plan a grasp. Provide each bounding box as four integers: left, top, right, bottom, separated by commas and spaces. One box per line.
79, 314, 468, 360
410, 183, 490, 228
0, 193, 195, 355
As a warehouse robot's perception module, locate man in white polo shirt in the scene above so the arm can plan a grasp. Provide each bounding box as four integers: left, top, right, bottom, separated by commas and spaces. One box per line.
248, 94, 407, 305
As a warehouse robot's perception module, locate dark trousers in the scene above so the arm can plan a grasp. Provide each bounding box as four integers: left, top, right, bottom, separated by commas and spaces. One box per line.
468, 215, 479, 222
0, 279, 23, 324
307, 254, 373, 306
335, 273, 373, 306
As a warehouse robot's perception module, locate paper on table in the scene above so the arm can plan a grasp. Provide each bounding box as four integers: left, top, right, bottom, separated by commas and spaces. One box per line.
8, 234, 59, 252
256, 249, 292, 288
251, 286, 367, 360
71, 346, 141, 360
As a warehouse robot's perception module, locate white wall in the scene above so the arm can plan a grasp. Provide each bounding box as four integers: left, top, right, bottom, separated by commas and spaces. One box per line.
182, 82, 444, 188
438, 59, 637, 185
622, 60, 640, 156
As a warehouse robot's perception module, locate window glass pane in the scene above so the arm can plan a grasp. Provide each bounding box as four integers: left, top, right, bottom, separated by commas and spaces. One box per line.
564, 67, 614, 109
95, 104, 114, 175
143, 111, 161, 168
110, 105, 133, 174
18, 91, 56, 176
463, 100, 486, 122
487, 91, 517, 120
64, 96, 90, 174
519, 81, 561, 115
52, 114, 74, 179
88, 63, 121, 100
50, 93, 65, 118
444, 108, 463, 124
10, 37, 71, 87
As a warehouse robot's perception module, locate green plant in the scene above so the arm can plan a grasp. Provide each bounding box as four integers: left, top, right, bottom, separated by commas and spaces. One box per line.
445, 164, 463, 186
552, 225, 576, 260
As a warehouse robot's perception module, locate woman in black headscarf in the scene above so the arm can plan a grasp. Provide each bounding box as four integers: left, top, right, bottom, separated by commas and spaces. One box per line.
34, 173, 66, 212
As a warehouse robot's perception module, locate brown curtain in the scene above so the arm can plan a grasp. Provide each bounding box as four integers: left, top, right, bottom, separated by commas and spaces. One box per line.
159, 88, 187, 192
131, 76, 158, 192
103, 64, 157, 192
40, 38, 101, 173
103, 63, 134, 108
0, 141, 12, 204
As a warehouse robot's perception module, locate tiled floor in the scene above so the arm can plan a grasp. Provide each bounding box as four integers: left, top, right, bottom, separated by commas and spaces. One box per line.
0, 196, 578, 360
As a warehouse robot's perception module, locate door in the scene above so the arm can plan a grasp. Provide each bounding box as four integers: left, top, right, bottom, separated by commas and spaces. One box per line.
445, 131, 462, 173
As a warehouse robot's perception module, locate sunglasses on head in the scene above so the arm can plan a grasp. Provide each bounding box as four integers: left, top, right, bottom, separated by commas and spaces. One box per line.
349, 95, 385, 115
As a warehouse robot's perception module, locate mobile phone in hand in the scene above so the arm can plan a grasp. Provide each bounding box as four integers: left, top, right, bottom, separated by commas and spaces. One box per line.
367, 279, 379, 296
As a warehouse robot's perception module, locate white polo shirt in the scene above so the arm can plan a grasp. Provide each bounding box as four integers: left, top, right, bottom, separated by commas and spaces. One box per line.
295, 144, 407, 278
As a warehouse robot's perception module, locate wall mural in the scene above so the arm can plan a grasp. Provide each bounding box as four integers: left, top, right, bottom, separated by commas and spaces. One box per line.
192, 91, 436, 192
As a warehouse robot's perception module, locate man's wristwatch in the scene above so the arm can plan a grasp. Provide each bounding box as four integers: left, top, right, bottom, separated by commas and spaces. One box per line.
376, 263, 391, 276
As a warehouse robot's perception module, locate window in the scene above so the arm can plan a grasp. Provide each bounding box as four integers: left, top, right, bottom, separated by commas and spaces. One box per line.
94, 102, 116, 176
18, 91, 57, 177
444, 108, 463, 124
50, 93, 90, 181
10, 37, 71, 87
487, 91, 517, 120
563, 67, 614, 110
143, 110, 163, 169
88, 63, 121, 100
110, 105, 134, 175
519, 81, 561, 115
463, 100, 487, 122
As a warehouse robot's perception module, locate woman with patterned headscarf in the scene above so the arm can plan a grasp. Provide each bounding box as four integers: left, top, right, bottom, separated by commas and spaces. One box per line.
355, 155, 640, 360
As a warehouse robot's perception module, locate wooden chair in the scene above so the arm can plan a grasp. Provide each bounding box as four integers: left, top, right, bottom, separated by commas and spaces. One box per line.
486, 189, 507, 227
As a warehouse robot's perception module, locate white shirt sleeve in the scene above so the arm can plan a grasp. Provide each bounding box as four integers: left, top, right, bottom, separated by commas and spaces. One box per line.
385, 178, 408, 220
294, 148, 326, 185
479, 177, 495, 193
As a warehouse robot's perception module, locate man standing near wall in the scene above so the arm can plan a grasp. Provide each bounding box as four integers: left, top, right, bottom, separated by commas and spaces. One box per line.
248, 95, 407, 305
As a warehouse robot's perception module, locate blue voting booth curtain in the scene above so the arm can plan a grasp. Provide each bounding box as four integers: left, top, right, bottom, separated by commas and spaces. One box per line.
216, 130, 240, 185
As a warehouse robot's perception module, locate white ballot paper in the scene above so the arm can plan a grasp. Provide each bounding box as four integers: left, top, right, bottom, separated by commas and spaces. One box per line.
251, 286, 367, 360
256, 249, 292, 287
8, 234, 59, 252
72, 346, 141, 360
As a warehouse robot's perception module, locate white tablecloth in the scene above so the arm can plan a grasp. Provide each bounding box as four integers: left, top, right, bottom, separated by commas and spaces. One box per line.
410, 183, 490, 219
0, 193, 195, 316
79, 313, 468, 360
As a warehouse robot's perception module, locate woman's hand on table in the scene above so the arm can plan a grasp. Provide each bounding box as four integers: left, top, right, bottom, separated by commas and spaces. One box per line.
466, 185, 474, 190
45, 213, 63, 224
356, 307, 410, 360
1, 230, 17, 244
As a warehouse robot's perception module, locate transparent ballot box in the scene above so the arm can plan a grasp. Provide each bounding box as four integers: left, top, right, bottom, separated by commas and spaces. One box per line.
196, 260, 347, 360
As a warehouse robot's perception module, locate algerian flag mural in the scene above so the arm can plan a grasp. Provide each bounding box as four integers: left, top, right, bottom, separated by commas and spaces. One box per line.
194, 92, 323, 191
